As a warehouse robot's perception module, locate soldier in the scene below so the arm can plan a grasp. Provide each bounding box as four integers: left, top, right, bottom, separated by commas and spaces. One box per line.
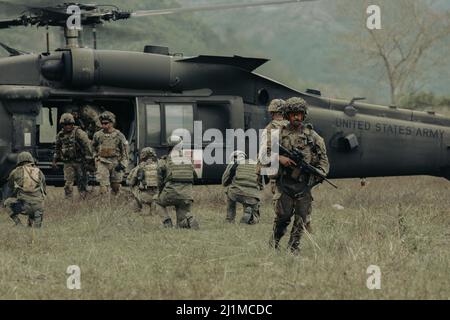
222, 150, 262, 224
268, 97, 329, 255
126, 147, 160, 215
92, 111, 129, 195
4, 151, 46, 228
53, 113, 93, 199
79, 104, 102, 140
258, 98, 288, 192
155, 135, 199, 229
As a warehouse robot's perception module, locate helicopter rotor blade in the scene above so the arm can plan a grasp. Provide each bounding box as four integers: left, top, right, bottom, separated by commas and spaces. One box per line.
131, 0, 316, 18
0, 17, 27, 29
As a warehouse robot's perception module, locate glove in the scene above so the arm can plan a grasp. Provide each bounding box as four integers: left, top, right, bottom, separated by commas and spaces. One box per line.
115, 163, 126, 172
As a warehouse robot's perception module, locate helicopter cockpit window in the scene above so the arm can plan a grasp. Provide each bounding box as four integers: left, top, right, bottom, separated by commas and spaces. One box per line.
164, 104, 194, 139
37, 107, 58, 144
146, 104, 161, 145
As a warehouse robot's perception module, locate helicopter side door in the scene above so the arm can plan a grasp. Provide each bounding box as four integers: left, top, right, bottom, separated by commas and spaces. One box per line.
136, 96, 245, 184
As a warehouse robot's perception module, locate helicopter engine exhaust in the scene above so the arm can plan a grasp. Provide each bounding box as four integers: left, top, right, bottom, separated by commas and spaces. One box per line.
42, 48, 174, 90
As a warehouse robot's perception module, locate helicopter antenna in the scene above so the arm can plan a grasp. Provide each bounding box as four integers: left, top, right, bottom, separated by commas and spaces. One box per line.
93, 26, 97, 50
45, 25, 50, 54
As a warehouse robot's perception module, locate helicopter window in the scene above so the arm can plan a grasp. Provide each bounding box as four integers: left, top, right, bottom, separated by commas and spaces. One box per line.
145, 104, 161, 145
164, 104, 194, 139
37, 107, 58, 144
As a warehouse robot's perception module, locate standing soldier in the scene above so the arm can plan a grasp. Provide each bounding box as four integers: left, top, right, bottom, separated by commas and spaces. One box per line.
4, 151, 46, 228
258, 98, 288, 192
92, 111, 129, 195
222, 150, 262, 224
126, 147, 160, 215
155, 136, 199, 229
268, 97, 329, 255
53, 113, 93, 199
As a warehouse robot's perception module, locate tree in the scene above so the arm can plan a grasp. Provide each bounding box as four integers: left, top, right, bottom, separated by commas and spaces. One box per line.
336, 0, 450, 105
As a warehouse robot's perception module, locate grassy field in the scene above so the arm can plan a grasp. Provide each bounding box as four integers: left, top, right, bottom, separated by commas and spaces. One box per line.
0, 176, 449, 300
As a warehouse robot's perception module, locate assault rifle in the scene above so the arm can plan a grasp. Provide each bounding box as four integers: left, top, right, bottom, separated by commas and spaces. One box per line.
277, 143, 338, 189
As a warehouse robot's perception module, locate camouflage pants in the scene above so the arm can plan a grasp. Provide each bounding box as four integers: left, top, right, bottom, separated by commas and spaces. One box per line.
271, 190, 312, 251
96, 159, 124, 193
4, 197, 44, 227
63, 162, 88, 198
130, 187, 157, 215
156, 195, 197, 229
226, 192, 260, 224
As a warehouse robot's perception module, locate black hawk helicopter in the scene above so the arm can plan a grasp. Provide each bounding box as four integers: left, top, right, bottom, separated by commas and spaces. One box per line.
0, 0, 449, 193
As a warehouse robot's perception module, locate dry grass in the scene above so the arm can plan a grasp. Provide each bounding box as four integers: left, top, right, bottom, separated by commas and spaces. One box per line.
0, 176, 449, 300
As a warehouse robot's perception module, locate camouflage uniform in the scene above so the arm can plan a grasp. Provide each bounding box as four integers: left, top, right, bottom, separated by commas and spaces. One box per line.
258, 99, 289, 193
4, 152, 46, 228
127, 147, 159, 215
222, 151, 261, 224
79, 104, 102, 140
92, 112, 129, 194
269, 97, 329, 254
155, 137, 199, 229
54, 113, 93, 198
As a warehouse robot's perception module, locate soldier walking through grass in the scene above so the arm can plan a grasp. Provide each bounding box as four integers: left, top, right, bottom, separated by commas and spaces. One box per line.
92, 111, 129, 195
267, 97, 330, 255
53, 113, 93, 199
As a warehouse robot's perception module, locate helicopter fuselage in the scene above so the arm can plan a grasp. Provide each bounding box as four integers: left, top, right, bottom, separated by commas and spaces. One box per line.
0, 47, 449, 188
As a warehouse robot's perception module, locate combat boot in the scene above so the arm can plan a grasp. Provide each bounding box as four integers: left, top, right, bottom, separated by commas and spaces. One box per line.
33, 212, 43, 228
64, 187, 73, 199
162, 218, 173, 228
27, 217, 34, 227
111, 183, 121, 195
290, 246, 300, 256
240, 212, 252, 224
305, 222, 313, 234
10, 215, 22, 226
268, 235, 280, 250
187, 216, 199, 230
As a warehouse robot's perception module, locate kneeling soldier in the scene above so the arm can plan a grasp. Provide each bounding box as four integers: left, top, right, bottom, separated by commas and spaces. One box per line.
4, 152, 46, 228
222, 151, 262, 224
127, 147, 160, 215
155, 136, 199, 229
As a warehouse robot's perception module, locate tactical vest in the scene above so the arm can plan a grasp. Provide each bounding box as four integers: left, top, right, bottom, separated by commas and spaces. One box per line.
233, 162, 258, 189
59, 128, 80, 161
139, 162, 158, 189
21, 164, 42, 193
281, 128, 316, 165
165, 156, 194, 183
98, 130, 122, 158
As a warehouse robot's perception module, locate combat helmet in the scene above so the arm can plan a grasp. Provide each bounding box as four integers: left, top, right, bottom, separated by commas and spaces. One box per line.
284, 97, 308, 116
167, 135, 182, 147
140, 147, 157, 160
229, 150, 247, 162
59, 113, 75, 125
267, 99, 285, 113
99, 111, 116, 123
17, 151, 34, 165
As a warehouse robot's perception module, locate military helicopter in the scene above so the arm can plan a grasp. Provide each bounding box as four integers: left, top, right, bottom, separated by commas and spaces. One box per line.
0, 1, 449, 195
